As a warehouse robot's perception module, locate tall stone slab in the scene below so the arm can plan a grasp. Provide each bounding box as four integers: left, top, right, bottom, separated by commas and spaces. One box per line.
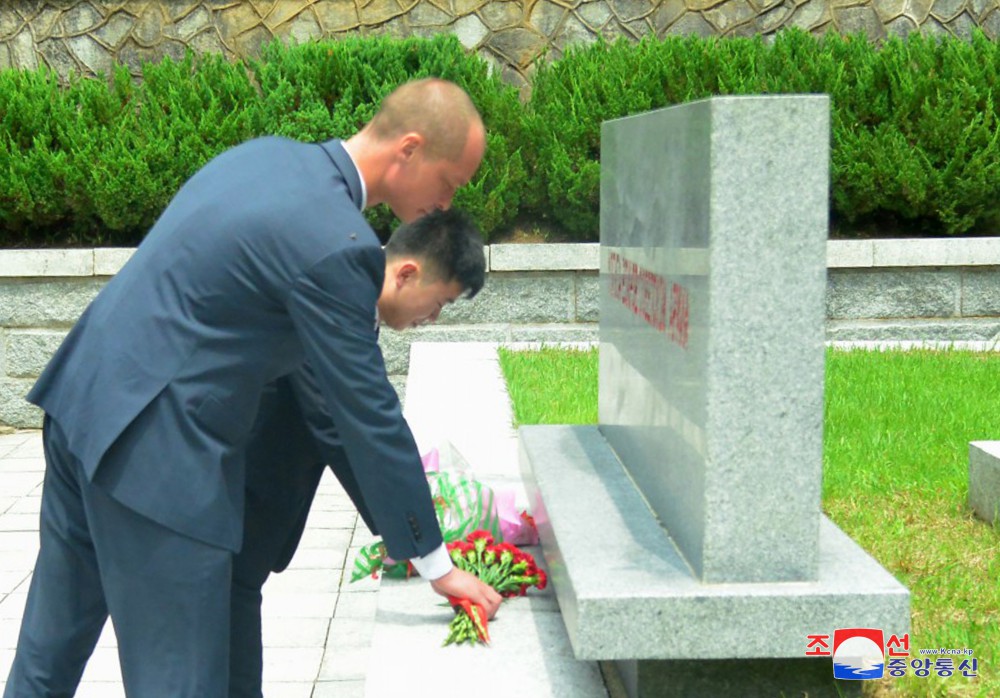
520, 96, 910, 698
599, 97, 826, 584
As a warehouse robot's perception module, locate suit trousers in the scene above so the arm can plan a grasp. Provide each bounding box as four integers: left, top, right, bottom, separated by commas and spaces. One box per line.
229, 459, 326, 698
229, 375, 336, 698
4, 416, 233, 698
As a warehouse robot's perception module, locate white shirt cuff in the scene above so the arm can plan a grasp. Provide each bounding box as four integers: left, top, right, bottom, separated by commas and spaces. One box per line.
409, 543, 453, 581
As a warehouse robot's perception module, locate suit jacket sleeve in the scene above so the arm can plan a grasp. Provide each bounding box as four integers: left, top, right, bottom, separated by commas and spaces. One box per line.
286, 241, 441, 561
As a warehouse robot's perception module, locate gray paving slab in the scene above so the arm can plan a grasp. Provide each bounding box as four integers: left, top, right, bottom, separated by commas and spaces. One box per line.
0, 570, 29, 597
366, 573, 607, 698
301, 509, 359, 530
297, 526, 355, 551
0, 549, 38, 572
0, 604, 23, 645
0, 473, 43, 499
332, 588, 379, 619
0, 435, 34, 460
261, 646, 324, 682
0, 532, 37, 552
0, 650, 12, 683
259, 681, 313, 698
71, 682, 125, 698
0, 430, 374, 695
313, 680, 365, 698
0, 457, 45, 473
4, 496, 40, 515
3, 438, 43, 459
318, 618, 373, 681
261, 617, 330, 648
0, 513, 40, 532
262, 591, 339, 619
267, 568, 344, 594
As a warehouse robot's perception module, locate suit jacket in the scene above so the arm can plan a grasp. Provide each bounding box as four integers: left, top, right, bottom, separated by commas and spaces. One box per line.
244, 366, 377, 574
28, 137, 441, 560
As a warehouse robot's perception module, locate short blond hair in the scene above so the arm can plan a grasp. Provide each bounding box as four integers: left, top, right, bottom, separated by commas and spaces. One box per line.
368, 78, 482, 162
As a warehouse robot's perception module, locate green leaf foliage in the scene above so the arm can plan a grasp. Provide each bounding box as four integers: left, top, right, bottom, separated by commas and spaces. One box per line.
1, 31, 999, 244
524, 29, 1000, 240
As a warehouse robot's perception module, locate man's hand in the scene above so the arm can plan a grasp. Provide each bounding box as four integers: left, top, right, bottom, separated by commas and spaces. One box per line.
430, 566, 503, 619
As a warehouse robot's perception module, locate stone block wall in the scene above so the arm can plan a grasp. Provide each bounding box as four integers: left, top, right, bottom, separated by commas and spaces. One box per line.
825, 238, 1000, 341
1, 238, 999, 429
1, 0, 997, 90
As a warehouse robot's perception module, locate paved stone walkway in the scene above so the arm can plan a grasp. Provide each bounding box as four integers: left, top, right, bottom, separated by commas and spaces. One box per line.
0, 429, 380, 698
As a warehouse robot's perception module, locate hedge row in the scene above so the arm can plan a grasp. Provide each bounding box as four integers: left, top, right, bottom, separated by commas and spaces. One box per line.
0, 35, 526, 246
526, 29, 1000, 239
2, 30, 999, 245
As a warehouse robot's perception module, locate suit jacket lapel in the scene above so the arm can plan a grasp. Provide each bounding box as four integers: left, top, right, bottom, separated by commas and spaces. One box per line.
318, 139, 364, 210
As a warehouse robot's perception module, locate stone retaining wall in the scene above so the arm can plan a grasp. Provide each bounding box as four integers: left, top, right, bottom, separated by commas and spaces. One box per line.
1, 1, 997, 90
0, 238, 998, 428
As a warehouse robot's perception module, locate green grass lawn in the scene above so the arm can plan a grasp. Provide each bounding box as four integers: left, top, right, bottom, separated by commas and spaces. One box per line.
498, 346, 1000, 698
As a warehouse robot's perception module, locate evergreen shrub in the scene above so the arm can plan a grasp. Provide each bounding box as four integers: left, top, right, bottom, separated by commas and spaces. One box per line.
525, 29, 1000, 240
1, 31, 999, 245
0, 53, 259, 246
0, 36, 524, 246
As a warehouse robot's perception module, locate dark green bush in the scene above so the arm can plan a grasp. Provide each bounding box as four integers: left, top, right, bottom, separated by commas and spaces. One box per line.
525, 29, 1000, 240
0, 52, 259, 246
101, 53, 260, 240
830, 32, 1000, 235
1, 32, 999, 245
0, 68, 76, 243
0, 36, 523, 246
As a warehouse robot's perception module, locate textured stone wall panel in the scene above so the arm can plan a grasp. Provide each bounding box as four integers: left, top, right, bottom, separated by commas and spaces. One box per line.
0, 378, 43, 429
0, 279, 105, 328
4, 330, 67, 378
508, 323, 600, 342
440, 272, 577, 324
826, 318, 1000, 341
574, 272, 600, 322
7, 0, 994, 88
961, 267, 1000, 317
827, 268, 961, 320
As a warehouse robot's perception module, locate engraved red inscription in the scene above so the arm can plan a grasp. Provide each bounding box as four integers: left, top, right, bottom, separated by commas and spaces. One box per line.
607, 251, 689, 348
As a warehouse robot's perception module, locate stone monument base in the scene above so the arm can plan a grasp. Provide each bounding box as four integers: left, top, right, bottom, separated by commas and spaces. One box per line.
612, 657, 861, 698
520, 426, 909, 697
969, 441, 1000, 525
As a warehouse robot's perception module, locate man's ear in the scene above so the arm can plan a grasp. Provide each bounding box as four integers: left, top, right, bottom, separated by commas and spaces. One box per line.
395, 260, 420, 288
398, 133, 423, 160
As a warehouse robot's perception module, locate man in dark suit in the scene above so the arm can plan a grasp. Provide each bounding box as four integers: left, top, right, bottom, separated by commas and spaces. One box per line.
230, 209, 486, 697
5, 77, 501, 698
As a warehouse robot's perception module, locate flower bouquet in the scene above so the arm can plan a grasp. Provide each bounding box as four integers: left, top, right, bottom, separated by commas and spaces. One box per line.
347, 445, 544, 647
350, 446, 538, 583
442, 529, 547, 647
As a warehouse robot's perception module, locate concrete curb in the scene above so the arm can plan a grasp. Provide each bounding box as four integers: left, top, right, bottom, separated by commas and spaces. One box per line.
1, 238, 999, 278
